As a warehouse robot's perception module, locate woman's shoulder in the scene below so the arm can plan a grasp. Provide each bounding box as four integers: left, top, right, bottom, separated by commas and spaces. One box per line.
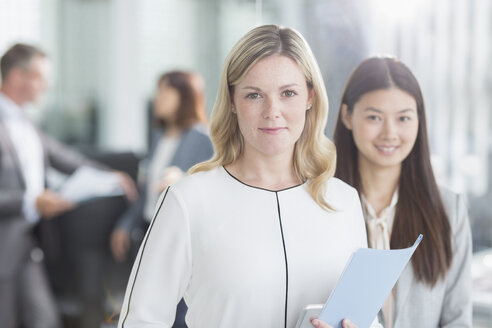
323, 176, 360, 206
325, 176, 358, 194
187, 123, 209, 137
171, 166, 224, 195
438, 184, 467, 229
438, 184, 461, 200
181, 124, 212, 149
438, 185, 463, 209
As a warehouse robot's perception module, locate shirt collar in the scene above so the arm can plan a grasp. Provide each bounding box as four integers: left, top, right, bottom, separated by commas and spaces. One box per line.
0, 92, 26, 120
361, 188, 399, 220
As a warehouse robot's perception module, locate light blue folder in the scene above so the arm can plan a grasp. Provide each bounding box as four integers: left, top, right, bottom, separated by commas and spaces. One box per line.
318, 234, 423, 328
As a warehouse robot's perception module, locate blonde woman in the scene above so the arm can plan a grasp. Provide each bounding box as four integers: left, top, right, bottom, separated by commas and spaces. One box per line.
118, 25, 373, 328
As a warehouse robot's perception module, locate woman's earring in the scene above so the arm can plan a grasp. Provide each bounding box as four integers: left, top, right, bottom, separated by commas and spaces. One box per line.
307, 104, 312, 110
231, 107, 236, 114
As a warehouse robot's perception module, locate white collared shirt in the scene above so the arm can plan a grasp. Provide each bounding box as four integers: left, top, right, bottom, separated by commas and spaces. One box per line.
361, 190, 398, 250
0, 93, 44, 223
143, 133, 180, 221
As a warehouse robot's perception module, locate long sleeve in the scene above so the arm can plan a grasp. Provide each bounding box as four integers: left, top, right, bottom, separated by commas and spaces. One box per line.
42, 132, 105, 174
116, 194, 145, 232
0, 120, 27, 220
0, 189, 24, 219
116, 173, 148, 232
440, 193, 472, 327
118, 186, 192, 328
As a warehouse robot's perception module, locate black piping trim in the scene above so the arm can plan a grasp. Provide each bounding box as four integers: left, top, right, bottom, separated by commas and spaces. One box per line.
276, 192, 289, 328
223, 166, 305, 192
121, 187, 170, 327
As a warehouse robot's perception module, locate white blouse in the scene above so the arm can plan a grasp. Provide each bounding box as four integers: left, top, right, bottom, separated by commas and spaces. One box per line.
361, 191, 398, 250
118, 166, 369, 328
144, 134, 181, 221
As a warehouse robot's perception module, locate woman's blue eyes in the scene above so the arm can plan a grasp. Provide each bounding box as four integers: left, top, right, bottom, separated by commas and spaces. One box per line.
245, 90, 297, 99
246, 93, 260, 99
282, 90, 297, 97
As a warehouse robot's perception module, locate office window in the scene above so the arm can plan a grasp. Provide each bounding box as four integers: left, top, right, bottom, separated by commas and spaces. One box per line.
0, 0, 41, 54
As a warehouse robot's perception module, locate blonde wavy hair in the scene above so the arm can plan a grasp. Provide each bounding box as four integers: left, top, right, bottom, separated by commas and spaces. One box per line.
190, 24, 336, 210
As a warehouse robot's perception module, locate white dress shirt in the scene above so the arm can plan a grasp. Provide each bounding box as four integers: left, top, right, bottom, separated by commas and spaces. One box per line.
0, 93, 44, 223
118, 166, 375, 328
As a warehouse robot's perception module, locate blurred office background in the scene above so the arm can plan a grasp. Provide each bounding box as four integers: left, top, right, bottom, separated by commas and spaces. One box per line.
1, 0, 491, 327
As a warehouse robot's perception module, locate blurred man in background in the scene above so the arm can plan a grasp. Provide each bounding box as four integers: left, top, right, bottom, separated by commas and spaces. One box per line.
0, 43, 135, 328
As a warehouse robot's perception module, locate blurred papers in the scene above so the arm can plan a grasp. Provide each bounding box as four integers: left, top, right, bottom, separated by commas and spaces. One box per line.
59, 166, 124, 203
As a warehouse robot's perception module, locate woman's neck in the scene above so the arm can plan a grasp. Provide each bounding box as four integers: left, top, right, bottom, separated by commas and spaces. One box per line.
164, 124, 181, 137
225, 151, 300, 191
359, 160, 400, 216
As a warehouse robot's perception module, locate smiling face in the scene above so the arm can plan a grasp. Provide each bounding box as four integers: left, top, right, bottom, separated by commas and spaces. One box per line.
232, 54, 313, 161
342, 87, 419, 172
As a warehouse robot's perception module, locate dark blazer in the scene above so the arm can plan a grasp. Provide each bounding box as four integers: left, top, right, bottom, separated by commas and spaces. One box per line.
0, 117, 98, 278
116, 123, 213, 232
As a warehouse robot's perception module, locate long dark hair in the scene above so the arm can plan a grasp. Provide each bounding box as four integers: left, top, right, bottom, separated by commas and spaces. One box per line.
155, 71, 207, 129
333, 57, 452, 286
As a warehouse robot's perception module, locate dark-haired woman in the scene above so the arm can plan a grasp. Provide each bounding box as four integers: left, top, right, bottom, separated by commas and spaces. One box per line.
333, 56, 472, 328
111, 71, 213, 328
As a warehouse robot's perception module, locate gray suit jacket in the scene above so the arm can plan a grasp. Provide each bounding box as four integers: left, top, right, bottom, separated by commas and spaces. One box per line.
389, 187, 472, 327
0, 116, 98, 278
